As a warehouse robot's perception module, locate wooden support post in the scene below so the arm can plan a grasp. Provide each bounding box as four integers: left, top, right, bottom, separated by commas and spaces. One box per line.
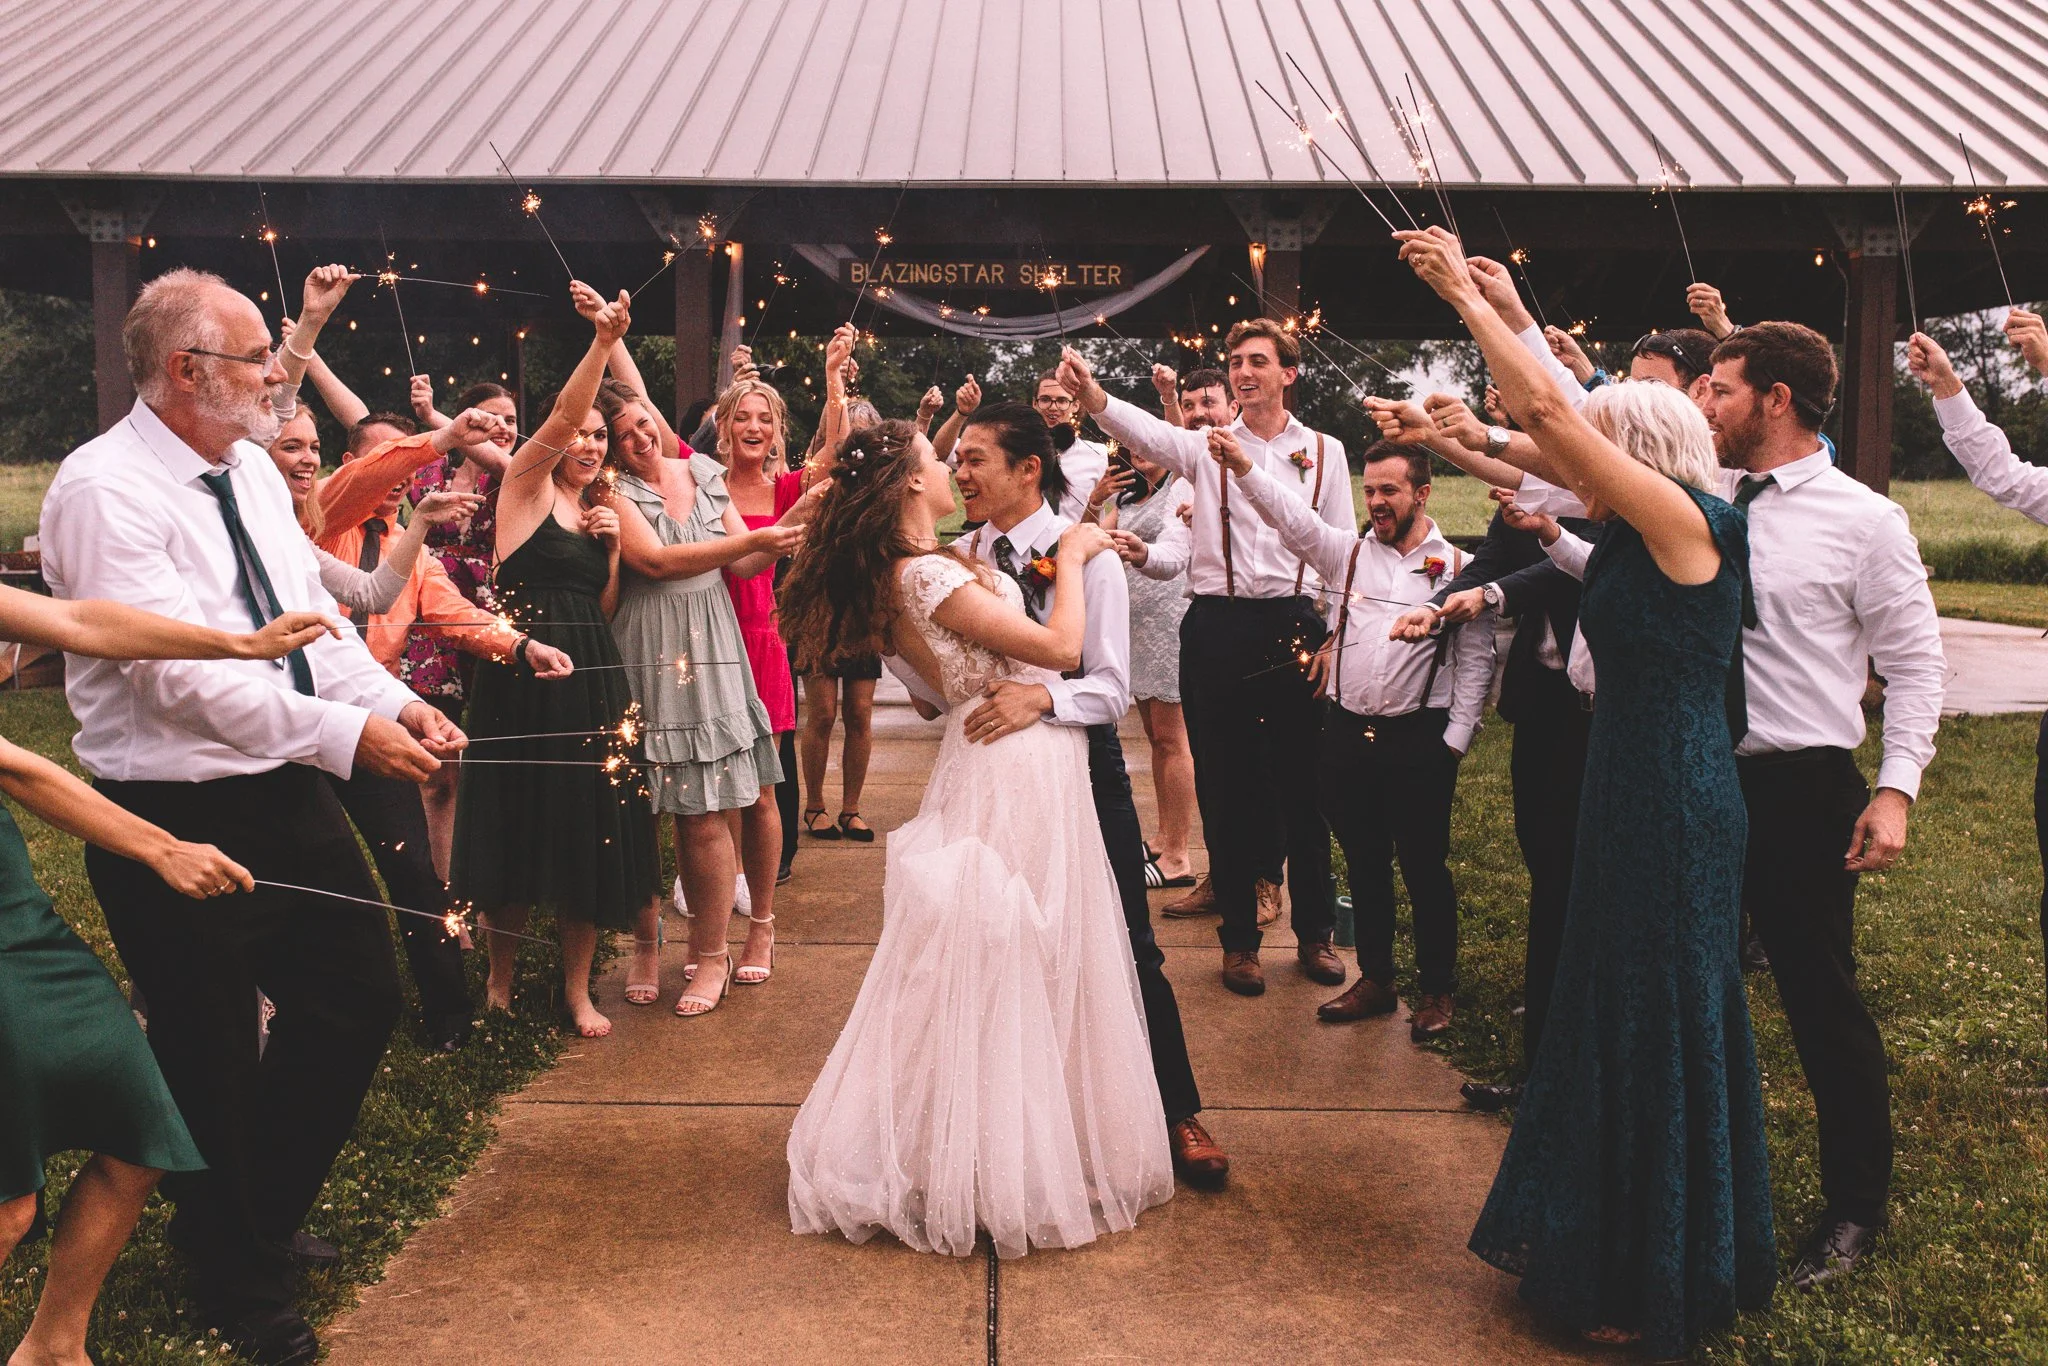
1839, 250, 1897, 494
92, 236, 139, 431
1259, 248, 1301, 322
674, 249, 715, 422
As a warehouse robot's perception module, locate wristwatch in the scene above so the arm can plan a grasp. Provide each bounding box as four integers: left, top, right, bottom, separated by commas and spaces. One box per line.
1483, 425, 1511, 458
1480, 582, 1505, 613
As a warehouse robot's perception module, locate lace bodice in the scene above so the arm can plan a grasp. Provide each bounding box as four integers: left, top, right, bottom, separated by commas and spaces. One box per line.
898, 552, 1021, 705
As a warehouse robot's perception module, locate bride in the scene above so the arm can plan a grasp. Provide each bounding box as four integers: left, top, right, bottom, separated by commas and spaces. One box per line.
778, 419, 1172, 1258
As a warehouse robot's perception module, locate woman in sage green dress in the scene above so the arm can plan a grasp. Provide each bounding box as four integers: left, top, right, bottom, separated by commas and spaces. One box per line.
597, 374, 808, 1019
1398, 228, 1774, 1357
0, 585, 330, 1365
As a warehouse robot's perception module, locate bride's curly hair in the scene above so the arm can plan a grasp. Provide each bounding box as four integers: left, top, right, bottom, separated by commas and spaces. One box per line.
780, 419, 950, 675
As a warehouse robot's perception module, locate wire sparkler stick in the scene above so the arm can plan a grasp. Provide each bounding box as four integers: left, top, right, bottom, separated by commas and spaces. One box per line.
1648, 135, 1697, 284
847, 181, 912, 328
1224, 272, 1401, 382
255, 183, 289, 323
1402, 75, 1462, 241
377, 226, 417, 378
489, 140, 576, 281
1251, 80, 1401, 235
628, 238, 682, 302
1090, 312, 1161, 371
1490, 205, 1549, 329
1892, 182, 1921, 336
1284, 53, 1421, 230
1958, 135, 2017, 310
357, 269, 547, 299
747, 266, 792, 348
250, 879, 555, 947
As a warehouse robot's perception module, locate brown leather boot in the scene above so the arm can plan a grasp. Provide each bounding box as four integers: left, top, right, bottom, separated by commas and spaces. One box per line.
1296, 939, 1345, 986
1317, 977, 1399, 1022
1169, 1117, 1230, 1188
1221, 949, 1265, 996
1254, 877, 1283, 927
1409, 993, 1455, 1041
1162, 873, 1216, 918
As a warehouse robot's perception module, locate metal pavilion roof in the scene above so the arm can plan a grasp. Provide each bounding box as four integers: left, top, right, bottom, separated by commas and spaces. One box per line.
1, 0, 2044, 190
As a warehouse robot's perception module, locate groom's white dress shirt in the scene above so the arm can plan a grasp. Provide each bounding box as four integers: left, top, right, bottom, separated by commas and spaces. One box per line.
40, 399, 418, 782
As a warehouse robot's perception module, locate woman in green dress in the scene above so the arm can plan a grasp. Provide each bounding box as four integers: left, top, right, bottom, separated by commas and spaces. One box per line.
450, 286, 662, 1039
0, 585, 331, 1366
596, 368, 809, 1018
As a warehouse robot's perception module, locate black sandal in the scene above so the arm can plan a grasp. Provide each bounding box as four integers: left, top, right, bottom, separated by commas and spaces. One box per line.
837, 811, 875, 843
804, 808, 840, 840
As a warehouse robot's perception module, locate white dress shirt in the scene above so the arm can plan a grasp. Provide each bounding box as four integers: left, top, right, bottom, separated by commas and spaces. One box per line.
1715, 453, 1945, 797
960, 502, 1131, 727
1058, 437, 1110, 525
1236, 465, 1492, 752
1517, 324, 1593, 410
1935, 388, 2048, 524
1093, 396, 1357, 602
40, 400, 418, 782
1540, 528, 1598, 696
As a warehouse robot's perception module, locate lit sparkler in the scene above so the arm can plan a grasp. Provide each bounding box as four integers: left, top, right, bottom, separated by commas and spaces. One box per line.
1958, 135, 2017, 310
1251, 78, 1401, 235
1284, 53, 1420, 230
1892, 181, 1920, 336
1491, 205, 1549, 329
378, 225, 417, 378
1402, 75, 1461, 240
847, 181, 912, 327
255, 183, 288, 323
490, 140, 576, 281
250, 879, 553, 947
1648, 134, 1697, 283
747, 266, 794, 347
629, 245, 680, 301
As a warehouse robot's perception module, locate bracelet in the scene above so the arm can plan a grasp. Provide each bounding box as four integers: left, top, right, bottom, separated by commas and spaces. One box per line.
283, 339, 316, 363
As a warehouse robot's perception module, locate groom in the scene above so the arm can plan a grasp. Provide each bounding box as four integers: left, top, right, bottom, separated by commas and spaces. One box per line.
890, 401, 1227, 1187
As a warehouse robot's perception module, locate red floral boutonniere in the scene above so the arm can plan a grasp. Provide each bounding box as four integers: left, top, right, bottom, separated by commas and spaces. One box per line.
1024, 553, 1058, 593
1287, 448, 1314, 480
1414, 555, 1448, 585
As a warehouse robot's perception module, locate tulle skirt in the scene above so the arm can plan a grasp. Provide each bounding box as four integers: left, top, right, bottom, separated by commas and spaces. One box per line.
787, 711, 1173, 1258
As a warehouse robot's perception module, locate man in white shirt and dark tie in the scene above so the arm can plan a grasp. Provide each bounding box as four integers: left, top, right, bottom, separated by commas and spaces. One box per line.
1214, 439, 1493, 1039
1058, 323, 1358, 998
1701, 322, 1946, 1291
39, 269, 462, 1365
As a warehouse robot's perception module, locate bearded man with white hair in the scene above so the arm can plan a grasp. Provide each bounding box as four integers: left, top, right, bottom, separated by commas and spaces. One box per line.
39, 268, 463, 1365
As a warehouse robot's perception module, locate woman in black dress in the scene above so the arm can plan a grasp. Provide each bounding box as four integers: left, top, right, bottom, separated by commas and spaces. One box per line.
450, 287, 661, 1038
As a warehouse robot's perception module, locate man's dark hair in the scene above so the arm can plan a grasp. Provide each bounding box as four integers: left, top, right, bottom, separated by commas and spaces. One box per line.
962, 400, 1070, 510
349, 410, 418, 455
1633, 327, 1718, 385
1033, 369, 1066, 396
1179, 367, 1228, 396
457, 381, 515, 411
1358, 440, 1430, 490
1710, 322, 1838, 430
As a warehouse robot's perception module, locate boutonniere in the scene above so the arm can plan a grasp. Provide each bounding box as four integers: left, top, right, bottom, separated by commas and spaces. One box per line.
1414, 555, 1448, 585
1024, 553, 1058, 593
1287, 447, 1314, 479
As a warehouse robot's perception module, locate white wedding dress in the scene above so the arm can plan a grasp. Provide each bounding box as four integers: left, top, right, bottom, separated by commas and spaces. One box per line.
787, 553, 1173, 1259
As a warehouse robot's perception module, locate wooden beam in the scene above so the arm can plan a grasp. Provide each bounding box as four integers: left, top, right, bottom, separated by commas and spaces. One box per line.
674, 249, 714, 421
91, 236, 138, 431
1839, 250, 1897, 493
1259, 247, 1300, 321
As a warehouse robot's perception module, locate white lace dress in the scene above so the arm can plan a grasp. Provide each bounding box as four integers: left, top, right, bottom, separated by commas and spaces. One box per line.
787, 553, 1173, 1259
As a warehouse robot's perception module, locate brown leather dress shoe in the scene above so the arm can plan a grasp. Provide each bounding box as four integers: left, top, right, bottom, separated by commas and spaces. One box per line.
1162, 873, 1216, 918
1317, 977, 1399, 1022
1254, 877, 1283, 927
1296, 939, 1345, 986
1409, 993, 1455, 1041
1221, 949, 1265, 996
1169, 1117, 1230, 1188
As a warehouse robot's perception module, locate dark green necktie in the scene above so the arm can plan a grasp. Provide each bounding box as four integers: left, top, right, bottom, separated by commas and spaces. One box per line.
1733, 475, 1772, 508
198, 469, 315, 696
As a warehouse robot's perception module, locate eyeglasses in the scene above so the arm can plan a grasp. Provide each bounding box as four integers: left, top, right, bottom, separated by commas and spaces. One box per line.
1035, 394, 1076, 407
1630, 333, 1692, 364
179, 347, 274, 368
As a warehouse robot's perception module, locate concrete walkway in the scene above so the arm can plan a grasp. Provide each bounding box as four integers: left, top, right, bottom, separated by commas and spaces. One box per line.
325, 698, 1591, 1365
1939, 617, 2048, 716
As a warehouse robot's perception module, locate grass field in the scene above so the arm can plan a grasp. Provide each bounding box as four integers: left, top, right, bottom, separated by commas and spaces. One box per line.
1930, 581, 2048, 630
0, 463, 56, 552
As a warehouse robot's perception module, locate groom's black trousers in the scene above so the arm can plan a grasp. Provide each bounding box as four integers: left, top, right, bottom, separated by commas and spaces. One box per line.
1087, 722, 1202, 1125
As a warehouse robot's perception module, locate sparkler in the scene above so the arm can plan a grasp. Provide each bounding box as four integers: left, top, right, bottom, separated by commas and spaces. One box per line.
250, 880, 554, 947
255, 183, 288, 323
847, 181, 912, 327
1892, 182, 1921, 336
1402, 76, 1461, 241
1491, 205, 1549, 329
1091, 312, 1160, 370
1036, 262, 1070, 343
1226, 271, 1400, 383
1251, 79, 1401, 235
489, 140, 576, 281
1284, 53, 1420, 230
353, 269, 546, 298
1648, 135, 1698, 283
746, 266, 793, 347
378, 226, 416, 378
628, 248, 680, 302
1958, 135, 2017, 310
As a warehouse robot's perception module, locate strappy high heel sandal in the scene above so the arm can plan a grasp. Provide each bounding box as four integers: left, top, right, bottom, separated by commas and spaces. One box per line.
624, 915, 662, 1006
674, 948, 731, 1018
836, 811, 875, 843
735, 912, 775, 985
804, 807, 840, 840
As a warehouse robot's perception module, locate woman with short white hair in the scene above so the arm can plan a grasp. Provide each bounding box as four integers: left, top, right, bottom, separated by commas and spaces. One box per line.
1398, 226, 1775, 1357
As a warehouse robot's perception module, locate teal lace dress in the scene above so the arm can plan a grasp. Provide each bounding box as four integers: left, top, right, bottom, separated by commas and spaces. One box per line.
1469, 485, 1775, 1356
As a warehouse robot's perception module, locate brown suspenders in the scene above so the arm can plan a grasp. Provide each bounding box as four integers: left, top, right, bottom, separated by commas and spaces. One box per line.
1330, 544, 1463, 711
1292, 432, 1328, 599
1216, 430, 1328, 601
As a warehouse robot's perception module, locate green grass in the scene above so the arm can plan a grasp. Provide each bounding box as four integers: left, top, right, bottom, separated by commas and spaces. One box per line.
1894, 480, 2048, 549
1384, 712, 2048, 1363
0, 690, 581, 1364
1930, 582, 2048, 630
0, 464, 57, 553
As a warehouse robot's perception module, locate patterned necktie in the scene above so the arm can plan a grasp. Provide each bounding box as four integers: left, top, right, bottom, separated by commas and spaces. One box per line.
989, 533, 1045, 614
198, 469, 315, 695
991, 534, 1019, 578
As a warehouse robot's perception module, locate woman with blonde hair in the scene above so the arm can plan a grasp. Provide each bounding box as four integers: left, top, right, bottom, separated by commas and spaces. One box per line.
1397, 226, 1774, 1357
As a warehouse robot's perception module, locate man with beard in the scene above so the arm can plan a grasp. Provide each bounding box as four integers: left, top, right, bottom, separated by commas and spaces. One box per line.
1701, 321, 1945, 1290
40, 269, 463, 1365
1217, 441, 1491, 1032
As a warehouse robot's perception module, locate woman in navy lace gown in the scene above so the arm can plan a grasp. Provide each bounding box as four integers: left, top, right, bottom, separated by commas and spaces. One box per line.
1398, 227, 1774, 1356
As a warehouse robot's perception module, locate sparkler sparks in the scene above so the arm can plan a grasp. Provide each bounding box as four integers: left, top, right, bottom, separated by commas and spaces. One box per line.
1958, 135, 2017, 310
255, 183, 289, 324
1251, 77, 1401, 235
847, 181, 912, 327
378, 225, 416, 379
490, 140, 576, 281
1492, 205, 1550, 329
1648, 134, 1697, 283
250, 880, 553, 947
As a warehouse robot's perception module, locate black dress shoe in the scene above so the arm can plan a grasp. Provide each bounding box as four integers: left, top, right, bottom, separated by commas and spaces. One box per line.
1459, 1081, 1523, 1112
290, 1231, 340, 1269
213, 1306, 320, 1366
426, 1015, 472, 1053
1740, 935, 1771, 974
776, 862, 793, 886
1789, 1216, 1881, 1290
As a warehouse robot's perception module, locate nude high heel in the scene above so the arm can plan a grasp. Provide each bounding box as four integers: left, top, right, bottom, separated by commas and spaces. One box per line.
735, 912, 775, 985
674, 949, 731, 1018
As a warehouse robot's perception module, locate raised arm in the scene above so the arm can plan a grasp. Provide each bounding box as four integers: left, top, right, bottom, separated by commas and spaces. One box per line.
1150, 364, 1186, 428
498, 289, 630, 541
1911, 328, 2048, 525
300, 346, 372, 429
1214, 436, 1352, 586
1057, 347, 1204, 479
1399, 228, 1719, 586
278, 265, 359, 394
608, 490, 799, 582
1363, 395, 1541, 489
313, 412, 501, 550
579, 279, 680, 461
932, 373, 980, 464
